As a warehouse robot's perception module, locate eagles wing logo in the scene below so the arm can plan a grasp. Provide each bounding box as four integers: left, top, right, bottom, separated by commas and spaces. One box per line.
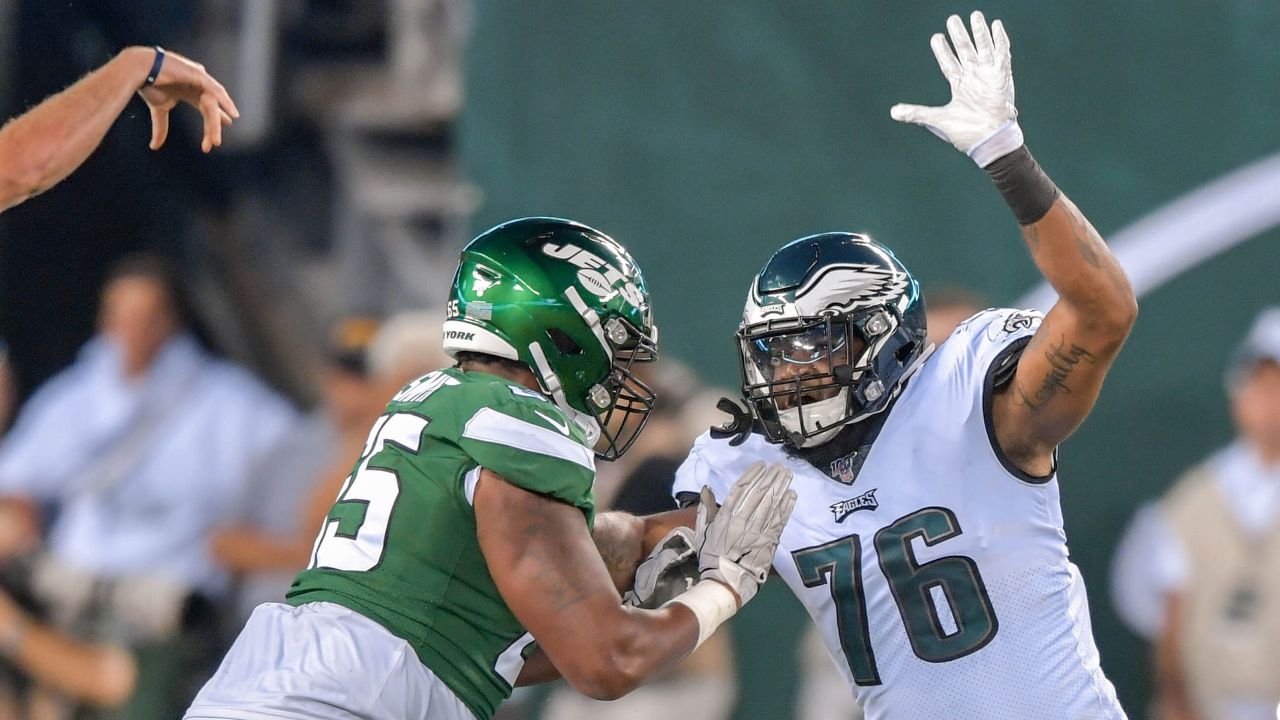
990, 309, 1044, 340
792, 264, 910, 315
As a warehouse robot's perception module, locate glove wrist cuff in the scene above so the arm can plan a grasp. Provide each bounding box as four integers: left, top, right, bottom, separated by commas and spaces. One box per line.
665, 579, 739, 650
967, 119, 1024, 168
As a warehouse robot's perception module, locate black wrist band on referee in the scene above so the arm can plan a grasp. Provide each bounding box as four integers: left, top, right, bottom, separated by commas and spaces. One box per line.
983, 145, 1060, 226
143, 46, 165, 87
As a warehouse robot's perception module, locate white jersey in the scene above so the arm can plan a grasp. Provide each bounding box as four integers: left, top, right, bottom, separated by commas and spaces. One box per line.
673, 309, 1125, 720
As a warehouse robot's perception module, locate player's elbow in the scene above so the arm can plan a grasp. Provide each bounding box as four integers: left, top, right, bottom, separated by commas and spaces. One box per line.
1095, 293, 1138, 344
1108, 286, 1139, 332
563, 655, 637, 696
1075, 291, 1137, 351
558, 628, 650, 700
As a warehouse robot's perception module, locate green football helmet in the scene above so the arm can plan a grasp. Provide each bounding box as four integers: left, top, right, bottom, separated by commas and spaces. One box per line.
443, 217, 659, 460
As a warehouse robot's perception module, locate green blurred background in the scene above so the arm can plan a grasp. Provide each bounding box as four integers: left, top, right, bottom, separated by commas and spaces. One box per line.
461, 1, 1280, 715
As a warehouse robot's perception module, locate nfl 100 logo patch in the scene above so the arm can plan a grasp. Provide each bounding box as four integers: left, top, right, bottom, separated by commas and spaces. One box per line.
830, 452, 862, 484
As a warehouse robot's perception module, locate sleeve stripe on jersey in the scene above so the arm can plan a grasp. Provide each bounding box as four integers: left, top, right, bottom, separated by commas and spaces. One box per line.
463, 466, 481, 506
462, 407, 595, 471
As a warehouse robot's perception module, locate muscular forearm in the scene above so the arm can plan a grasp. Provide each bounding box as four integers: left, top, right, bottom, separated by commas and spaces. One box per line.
1020, 194, 1137, 338
0, 47, 152, 211
592, 508, 696, 593
592, 512, 645, 593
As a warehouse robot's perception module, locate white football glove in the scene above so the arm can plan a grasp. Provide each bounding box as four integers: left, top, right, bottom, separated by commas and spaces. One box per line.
890, 11, 1023, 168
622, 526, 699, 609
694, 462, 797, 607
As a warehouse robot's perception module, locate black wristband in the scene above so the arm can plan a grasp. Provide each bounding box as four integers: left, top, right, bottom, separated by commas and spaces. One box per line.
983, 145, 1060, 226
143, 46, 165, 87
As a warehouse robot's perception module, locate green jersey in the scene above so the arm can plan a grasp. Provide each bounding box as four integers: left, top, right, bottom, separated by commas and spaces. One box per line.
287, 367, 596, 720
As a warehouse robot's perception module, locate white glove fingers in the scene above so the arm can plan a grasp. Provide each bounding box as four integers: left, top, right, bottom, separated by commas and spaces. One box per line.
746, 467, 793, 551
759, 484, 796, 548
746, 486, 796, 581
992, 19, 1012, 75
945, 14, 977, 66
969, 10, 995, 65
724, 461, 766, 513
695, 486, 717, 541
762, 463, 794, 489
889, 103, 946, 128
928, 32, 961, 84
742, 467, 787, 532
736, 471, 781, 533
760, 465, 794, 522
775, 489, 798, 532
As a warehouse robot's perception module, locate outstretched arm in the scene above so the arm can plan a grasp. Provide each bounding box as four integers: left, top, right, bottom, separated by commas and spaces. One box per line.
514, 506, 698, 688
0, 46, 238, 212
478, 463, 791, 699
892, 12, 1136, 476
996, 191, 1135, 473
474, 470, 700, 700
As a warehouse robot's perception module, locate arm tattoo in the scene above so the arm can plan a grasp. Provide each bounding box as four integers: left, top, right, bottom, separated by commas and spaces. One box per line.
1013, 336, 1097, 411
518, 497, 589, 613
1067, 211, 1102, 269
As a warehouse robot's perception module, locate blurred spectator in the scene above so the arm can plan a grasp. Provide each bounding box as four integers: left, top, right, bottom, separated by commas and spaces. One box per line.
210, 316, 383, 626
1111, 501, 1177, 643
924, 286, 986, 347
363, 309, 452, 397
210, 309, 449, 627
1137, 308, 1280, 720
0, 252, 295, 718
0, 586, 136, 711
0, 339, 13, 436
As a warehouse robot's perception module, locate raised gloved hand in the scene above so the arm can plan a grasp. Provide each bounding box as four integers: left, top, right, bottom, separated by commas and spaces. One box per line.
622, 526, 700, 609
890, 11, 1022, 167
694, 462, 796, 607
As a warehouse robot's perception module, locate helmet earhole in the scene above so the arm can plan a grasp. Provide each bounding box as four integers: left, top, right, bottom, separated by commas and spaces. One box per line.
895, 341, 917, 363
547, 328, 583, 356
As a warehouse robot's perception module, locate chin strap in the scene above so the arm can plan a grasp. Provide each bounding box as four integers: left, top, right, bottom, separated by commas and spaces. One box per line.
710, 397, 754, 447
527, 341, 602, 446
